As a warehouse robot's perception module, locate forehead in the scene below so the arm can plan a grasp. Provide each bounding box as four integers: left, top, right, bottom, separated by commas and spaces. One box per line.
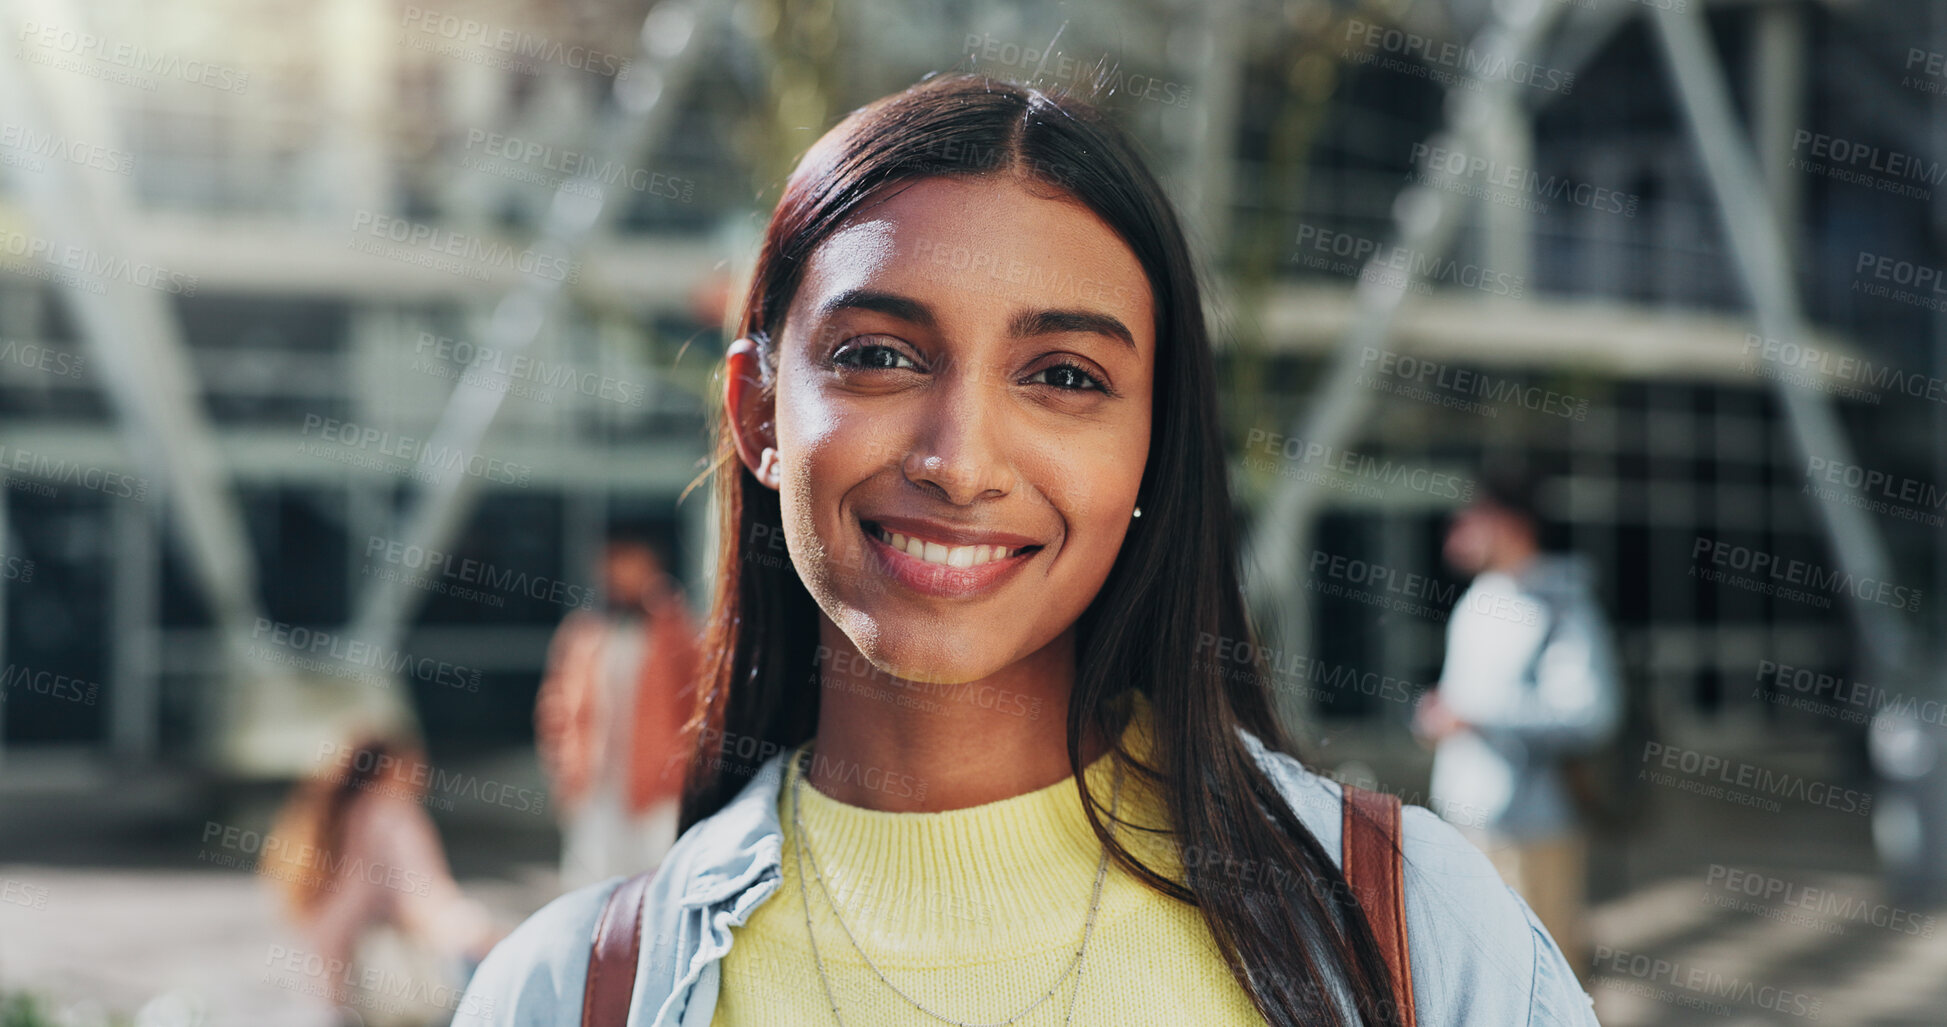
787, 175, 1154, 342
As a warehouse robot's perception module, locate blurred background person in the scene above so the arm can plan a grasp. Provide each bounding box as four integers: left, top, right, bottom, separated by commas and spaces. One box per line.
534, 532, 700, 891
0, 1, 1934, 1021
1414, 464, 1622, 985
260, 735, 502, 1027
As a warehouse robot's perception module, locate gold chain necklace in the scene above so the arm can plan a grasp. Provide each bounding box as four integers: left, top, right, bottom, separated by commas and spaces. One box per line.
788, 744, 1125, 1027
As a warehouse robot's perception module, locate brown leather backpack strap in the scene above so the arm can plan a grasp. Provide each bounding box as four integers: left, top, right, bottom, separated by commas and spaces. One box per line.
583, 871, 653, 1027
1341, 784, 1417, 1026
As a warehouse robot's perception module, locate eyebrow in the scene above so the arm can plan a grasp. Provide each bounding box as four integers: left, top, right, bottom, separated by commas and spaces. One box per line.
1008, 308, 1136, 352
815, 288, 936, 329
815, 288, 1136, 352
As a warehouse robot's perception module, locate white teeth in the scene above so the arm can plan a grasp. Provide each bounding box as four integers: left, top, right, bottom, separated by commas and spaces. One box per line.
874, 525, 1019, 567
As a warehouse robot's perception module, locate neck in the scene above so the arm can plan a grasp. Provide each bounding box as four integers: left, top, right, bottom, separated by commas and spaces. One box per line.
1490, 539, 1540, 576
805, 616, 1113, 813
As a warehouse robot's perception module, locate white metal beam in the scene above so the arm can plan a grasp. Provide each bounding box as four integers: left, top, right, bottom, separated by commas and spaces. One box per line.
0, 0, 295, 766
1241, 0, 1572, 732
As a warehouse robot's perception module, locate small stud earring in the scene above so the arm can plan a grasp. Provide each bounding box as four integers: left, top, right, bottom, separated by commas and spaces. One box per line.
1132, 505, 1143, 519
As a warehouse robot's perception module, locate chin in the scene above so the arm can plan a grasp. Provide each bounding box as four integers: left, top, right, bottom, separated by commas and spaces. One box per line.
865, 640, 1001, 686
833, 616, 1008, 687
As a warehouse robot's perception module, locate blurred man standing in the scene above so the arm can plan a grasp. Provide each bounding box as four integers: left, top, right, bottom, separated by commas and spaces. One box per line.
1414, 466, 1621, 984
535, 533, 700, 891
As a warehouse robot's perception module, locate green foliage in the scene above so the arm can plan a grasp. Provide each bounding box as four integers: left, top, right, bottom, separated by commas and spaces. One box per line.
0, 993, 52, 1027
0, 991, 131, 1027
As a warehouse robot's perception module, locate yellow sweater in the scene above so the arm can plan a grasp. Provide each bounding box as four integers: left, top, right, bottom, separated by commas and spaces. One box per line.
710, 701, 1267, 1026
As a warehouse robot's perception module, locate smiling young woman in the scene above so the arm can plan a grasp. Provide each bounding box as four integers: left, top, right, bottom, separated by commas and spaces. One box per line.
454, 73, 1601, 1027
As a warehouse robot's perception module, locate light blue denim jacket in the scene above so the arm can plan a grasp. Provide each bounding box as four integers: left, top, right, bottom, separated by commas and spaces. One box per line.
455, 727, 1602, 1026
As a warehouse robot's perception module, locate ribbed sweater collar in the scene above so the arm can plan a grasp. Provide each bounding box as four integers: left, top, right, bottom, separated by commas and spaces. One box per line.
774, 693, 1179, 964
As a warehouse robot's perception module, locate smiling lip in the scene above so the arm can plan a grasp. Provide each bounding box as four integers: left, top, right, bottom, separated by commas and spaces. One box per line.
862, 515, 1043, 551
859, 515, 1044, 598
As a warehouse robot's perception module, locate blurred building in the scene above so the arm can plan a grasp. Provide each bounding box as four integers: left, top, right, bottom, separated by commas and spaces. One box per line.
0, 0, 1939, 867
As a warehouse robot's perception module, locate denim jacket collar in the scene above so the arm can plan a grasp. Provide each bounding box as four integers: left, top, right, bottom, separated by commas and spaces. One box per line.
453, 720, 1601, 1027
674, 754, 790, 909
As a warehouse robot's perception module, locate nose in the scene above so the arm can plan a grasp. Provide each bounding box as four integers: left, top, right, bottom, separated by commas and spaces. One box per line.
901, 363, 1017, 506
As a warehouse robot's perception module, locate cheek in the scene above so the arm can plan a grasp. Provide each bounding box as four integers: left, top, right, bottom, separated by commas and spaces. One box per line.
771, 376, 890, 584
1037, 433, 1146, 558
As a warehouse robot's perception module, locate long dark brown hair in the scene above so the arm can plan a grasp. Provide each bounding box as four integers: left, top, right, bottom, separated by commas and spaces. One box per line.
678, 72, 1403, 1026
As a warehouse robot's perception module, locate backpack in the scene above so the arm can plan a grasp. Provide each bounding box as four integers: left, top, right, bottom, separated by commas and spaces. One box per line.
578, 784, 1419, 1025
1527, 591, 1653, 835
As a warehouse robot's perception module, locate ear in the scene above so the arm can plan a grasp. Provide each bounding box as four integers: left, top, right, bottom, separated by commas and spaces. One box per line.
724, 338, 782, 490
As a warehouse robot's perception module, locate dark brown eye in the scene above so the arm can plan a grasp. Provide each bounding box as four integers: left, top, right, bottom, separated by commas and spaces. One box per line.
833, 339, 918, 371
1027, 361, 1107, 392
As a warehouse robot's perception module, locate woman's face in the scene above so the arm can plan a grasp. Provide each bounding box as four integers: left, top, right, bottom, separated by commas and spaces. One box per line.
736, 174, 1155, 685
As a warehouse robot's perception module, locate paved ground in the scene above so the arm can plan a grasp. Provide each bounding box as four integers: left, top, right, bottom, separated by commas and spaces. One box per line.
1, 748, 1940, 1026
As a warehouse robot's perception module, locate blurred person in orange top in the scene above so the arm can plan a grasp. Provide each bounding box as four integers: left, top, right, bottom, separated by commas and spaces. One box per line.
261, 735, 503, 1027
534, 530, 701, 891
